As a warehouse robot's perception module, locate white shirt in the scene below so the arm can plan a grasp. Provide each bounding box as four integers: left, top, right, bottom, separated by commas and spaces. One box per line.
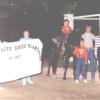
81, 33, 95, 49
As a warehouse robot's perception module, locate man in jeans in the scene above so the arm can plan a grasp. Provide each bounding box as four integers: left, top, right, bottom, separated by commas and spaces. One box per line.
81, 25, 95, 80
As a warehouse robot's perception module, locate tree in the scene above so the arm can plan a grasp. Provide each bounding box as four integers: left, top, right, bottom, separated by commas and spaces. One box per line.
64, 0, 77, 14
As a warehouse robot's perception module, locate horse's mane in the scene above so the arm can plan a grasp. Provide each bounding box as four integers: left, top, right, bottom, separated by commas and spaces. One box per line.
67, 31, 81, 47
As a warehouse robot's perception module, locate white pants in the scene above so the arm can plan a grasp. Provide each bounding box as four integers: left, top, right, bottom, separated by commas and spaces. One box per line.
22, 76, 31, 85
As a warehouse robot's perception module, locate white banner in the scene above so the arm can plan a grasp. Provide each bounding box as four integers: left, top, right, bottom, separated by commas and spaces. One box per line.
0, 38, 43, 83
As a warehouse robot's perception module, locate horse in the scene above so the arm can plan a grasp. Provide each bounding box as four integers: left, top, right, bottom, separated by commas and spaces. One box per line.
46, 29, 81, 79
62, 29, 81, 80
46, 38, 60, 76
45, 36, 73, 78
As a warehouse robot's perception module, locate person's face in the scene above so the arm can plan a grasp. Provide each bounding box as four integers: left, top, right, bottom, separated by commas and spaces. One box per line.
86, 26, 92, 33
80, 40, 84, 47
64, 21, 69, 26
23, 31, 29, 38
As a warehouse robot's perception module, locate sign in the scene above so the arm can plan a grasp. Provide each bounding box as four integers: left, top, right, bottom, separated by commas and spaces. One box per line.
0, 38, 43, 83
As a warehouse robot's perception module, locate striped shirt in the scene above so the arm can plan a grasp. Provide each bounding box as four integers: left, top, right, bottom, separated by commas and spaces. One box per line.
81, 33, 95, 49
95, 36, 100, 56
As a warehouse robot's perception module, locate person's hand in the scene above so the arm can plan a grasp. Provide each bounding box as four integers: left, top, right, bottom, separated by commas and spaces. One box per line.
85, 60, 88, 64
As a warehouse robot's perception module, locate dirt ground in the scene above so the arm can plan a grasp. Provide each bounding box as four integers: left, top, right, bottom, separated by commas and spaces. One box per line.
0, 66, 100, 100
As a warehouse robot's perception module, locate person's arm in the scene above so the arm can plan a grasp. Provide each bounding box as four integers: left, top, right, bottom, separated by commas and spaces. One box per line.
93, 34, 96, 40
85, 48, 88, 64
94, 37, 97, 56
92, 34, 96, 48
73, 47, 79, 57
73, 47, 76, 55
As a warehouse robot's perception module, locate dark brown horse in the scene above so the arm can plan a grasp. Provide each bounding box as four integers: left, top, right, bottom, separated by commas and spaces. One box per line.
46, 38, 60, 76
46, 36, 72, 78
46, 29, 81, 79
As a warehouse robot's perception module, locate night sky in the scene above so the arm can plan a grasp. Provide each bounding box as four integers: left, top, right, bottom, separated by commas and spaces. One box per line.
0, 0, 99, 42
75, 0, 100, 15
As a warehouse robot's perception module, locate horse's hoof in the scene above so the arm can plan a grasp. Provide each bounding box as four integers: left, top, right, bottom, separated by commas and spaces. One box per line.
63, 77, 66, 80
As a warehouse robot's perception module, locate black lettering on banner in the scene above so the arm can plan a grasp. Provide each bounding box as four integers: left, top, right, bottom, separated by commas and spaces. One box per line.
9, 55, 21, 60
28, 44, 41, 60
15, 44, 26, 50
1, 47, 12, 51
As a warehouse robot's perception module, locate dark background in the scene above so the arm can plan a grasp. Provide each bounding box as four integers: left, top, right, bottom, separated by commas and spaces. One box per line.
0, 0, 65, 42
0, 0, 99, 55
0, 0, 99, 41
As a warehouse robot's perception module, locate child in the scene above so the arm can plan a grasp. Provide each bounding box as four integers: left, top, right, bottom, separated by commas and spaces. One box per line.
73, 38, 88, 83
62, 20, 72, 36
56, 20, 72, 44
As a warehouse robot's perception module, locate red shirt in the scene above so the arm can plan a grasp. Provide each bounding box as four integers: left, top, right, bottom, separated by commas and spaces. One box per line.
73, 47, 87, 59
62, 25, 72, 35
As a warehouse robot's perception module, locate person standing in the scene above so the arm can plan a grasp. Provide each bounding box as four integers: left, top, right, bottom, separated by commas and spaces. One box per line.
20, 30, 33, 86
73, 38, 88, 83
81, 25, 95, 80
95, 29, 100, 79
68, 29, 81, 79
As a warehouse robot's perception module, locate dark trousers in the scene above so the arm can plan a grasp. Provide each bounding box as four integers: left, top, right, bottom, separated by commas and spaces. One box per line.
98, 58, 100, 78
63, 51, 70, 79
97, 47, 100, 78
73, 56, 77, 79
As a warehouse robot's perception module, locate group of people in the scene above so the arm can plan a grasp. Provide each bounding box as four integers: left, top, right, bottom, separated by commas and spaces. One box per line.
52, 19, 100, 84
19, 19, 100, 85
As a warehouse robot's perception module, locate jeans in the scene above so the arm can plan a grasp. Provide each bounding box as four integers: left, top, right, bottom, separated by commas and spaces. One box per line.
87, 49, 95, 79
76, 58, 86, 80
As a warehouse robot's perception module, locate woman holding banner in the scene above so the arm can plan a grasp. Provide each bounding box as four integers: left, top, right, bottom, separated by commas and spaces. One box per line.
19, 30, 33, 86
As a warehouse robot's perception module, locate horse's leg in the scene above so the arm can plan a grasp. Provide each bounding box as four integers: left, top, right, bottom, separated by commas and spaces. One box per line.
52, 48, 58, 76
52, 59, 58, 75
73, 55, 77, 79
63, 67, 66, 80
46, 57, 51, 76
63, 56, 69, 80
46, 48, 54, 76
46, 62, 51, 76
